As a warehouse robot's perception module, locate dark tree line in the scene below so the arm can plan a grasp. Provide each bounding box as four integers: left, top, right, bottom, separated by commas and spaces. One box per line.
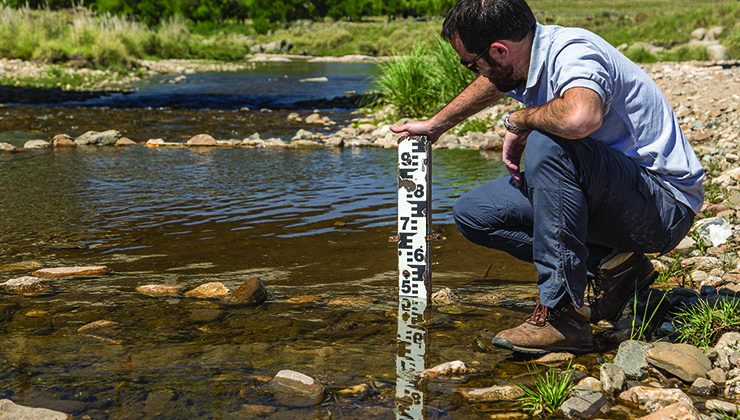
4, 0, 456, 26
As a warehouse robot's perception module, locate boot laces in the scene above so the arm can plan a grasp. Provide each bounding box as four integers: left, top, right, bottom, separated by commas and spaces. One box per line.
525, 301, 551, 327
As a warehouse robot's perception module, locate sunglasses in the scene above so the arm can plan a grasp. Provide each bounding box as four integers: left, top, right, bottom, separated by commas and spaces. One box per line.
460, 46, 489, 74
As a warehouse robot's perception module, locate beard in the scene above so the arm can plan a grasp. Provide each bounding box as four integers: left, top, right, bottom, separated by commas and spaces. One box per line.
484, 56, 524, 92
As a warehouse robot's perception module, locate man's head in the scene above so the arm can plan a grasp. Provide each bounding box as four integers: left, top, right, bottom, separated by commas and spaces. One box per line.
442, 0, 536, 91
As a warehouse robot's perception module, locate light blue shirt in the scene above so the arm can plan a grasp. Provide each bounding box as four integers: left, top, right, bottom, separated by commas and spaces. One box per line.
509, 23, 704, 213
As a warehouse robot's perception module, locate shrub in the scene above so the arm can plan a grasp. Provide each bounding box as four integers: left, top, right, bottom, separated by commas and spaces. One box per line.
673, 298, 740, 348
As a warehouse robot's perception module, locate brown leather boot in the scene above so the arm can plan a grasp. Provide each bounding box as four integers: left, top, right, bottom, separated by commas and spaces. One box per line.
588, 252, 658, 323
491, 300, 594, 355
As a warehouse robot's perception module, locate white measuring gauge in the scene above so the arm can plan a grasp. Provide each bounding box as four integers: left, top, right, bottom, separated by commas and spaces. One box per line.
397, 136, 432, 301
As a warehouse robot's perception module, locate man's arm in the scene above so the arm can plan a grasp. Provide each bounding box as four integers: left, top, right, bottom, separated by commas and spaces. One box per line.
391, 76, 504, 142
508, 87, 604, 139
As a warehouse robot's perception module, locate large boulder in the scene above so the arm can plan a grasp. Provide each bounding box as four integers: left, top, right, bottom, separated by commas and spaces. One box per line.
646, 343, 711, 382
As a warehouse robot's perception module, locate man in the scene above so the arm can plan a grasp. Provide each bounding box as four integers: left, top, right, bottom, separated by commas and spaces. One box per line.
390, 0, 704, 354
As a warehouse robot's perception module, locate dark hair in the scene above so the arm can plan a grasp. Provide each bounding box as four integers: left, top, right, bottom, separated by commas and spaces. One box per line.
441, 0, 536, 53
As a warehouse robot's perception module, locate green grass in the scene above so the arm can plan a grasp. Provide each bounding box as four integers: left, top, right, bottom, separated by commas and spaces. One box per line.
630, 289, 667, 341
673, 298, 740, 348
453, 117, 495, 135
517, 364, 574, 417
372, 39, 474, 118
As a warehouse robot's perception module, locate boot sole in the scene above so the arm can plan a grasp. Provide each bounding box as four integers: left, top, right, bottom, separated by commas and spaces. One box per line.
491, 337, 594, 355
602, 270, 659, 324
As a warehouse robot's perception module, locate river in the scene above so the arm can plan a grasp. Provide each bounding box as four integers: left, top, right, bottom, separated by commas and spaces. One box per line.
0, 61, 551, 418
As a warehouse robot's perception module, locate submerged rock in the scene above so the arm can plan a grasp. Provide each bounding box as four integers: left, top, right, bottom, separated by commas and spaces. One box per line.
136, 284, 183, 297
420, 360, 470, 378
431, 287, 458, 305
184, 282, 231, 299
0, 399, 67, 419
269, 370, 324, 404
287, 295, 321, 305
0, 261, 43, 273
32, 266, 110, 279
458, 385, 524, 402
533, 352, 574, 366
0, 276, 54, 296
77, 320, 119, 333
646, 343, 711, 382
619, 386, 693, 413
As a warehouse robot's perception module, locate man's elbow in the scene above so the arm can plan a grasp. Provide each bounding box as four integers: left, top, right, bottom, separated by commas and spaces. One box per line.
563, 109, 603, 139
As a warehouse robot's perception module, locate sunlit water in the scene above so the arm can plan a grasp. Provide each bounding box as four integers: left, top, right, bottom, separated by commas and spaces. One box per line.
0, 63, 575, 419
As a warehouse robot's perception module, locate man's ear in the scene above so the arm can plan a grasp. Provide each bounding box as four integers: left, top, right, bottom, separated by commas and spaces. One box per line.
490, 41, 509, 58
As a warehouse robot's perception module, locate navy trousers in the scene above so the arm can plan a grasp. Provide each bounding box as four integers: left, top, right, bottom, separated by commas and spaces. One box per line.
453, 131, 695, 308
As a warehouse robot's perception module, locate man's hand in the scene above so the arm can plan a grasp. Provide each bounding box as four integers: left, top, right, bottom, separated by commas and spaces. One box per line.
390, 119, 444, 143
502, 130, 529, 185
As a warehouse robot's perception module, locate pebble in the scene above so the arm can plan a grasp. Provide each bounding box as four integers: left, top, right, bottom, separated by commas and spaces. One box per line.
32, 266, 110, 279
600, 363, 626, 395
688, 377, 717, 396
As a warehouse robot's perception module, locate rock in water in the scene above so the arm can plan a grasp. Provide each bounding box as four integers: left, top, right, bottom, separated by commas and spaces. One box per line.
187, 134, 217, 146
77, 320, 119, 333
75, 130, 121, 146
431, 287, 458, 305
24, 140, 50, 149
0, 142, 17, 152
619, 386, 693, 413
421, 360, 469, 378
0, 276, 53, 296
559, 392, 607, 419
116, 138, 137, 146
52, 134, 76, 147
224, 278, 269, 305
32, 266, 110, 279
646, 343, 711, 382
269, 370, 324, 405
458, 385, 524, 402
136, 284, 183, 297
184, 282, 231, 299
0, 399, 68, 419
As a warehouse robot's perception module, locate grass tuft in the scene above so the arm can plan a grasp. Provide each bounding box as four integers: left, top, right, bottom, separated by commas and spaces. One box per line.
517, 364, 574, 417
673, 298, 740, 348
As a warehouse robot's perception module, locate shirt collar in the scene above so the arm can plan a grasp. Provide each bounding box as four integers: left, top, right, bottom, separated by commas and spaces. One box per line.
525, 23, 548, 89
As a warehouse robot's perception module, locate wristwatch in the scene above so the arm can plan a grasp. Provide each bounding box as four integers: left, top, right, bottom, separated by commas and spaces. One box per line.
504, 111, 527, 134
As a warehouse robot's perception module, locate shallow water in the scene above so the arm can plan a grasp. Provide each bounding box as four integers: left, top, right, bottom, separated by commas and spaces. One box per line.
0, 63, 603, 418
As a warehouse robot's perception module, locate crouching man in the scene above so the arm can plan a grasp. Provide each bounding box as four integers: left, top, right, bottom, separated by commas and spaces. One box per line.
391, 0, 704, 354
